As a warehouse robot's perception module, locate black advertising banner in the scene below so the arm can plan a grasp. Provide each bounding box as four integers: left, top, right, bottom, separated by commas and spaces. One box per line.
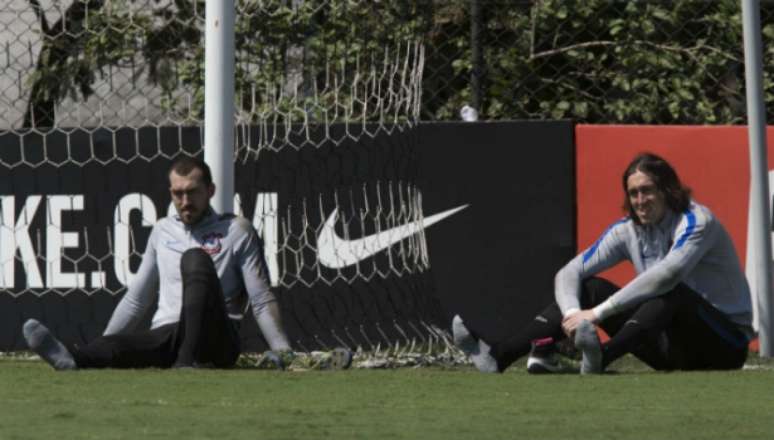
0, 121, 575, 352
417, 121, 576, 344
232, 124, 438, 351
0, 125, 440, 351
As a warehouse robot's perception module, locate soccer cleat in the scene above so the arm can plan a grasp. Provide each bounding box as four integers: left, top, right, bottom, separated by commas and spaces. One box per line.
262, 350, 287, 370
526, 337, 579, 374
527, 337, 560, 374
328, 347, 353, 370
526, 353, 562, 374
22, 319, 77, 371
575, 320, 603, 374
451, 315, 499, 373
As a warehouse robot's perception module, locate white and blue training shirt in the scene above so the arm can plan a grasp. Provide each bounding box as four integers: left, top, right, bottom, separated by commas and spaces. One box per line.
555, 201, 754, 337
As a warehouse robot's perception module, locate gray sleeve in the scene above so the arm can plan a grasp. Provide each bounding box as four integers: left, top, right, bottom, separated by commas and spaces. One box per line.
236, 219, 291, 351
555, 219, 629, 316
103, 226, 160, 336
592, 208, 715, 320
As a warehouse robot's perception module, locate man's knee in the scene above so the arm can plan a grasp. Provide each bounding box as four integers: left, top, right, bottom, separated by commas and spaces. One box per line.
180, 248, 221, 308
580, 277, 618, 308
180, 248, 215, 276
629, 293, 680, 329
641, 289, 684, 313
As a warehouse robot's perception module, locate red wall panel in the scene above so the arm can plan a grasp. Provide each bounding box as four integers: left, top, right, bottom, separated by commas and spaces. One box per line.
575, 124, 773, 286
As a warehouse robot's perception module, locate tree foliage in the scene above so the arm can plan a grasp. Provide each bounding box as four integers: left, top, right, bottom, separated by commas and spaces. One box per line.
423, 0, 750, 123
22, 0, 774, 127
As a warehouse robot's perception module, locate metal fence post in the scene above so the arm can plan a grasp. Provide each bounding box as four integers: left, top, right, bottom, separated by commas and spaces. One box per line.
470, 0, 484, 118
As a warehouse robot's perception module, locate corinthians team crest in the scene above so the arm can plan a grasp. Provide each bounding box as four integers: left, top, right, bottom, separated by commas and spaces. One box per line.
201, 232, 224, 255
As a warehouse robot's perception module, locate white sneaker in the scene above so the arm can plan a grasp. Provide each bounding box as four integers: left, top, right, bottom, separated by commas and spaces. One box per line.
574, 320, 603, 374
452, 315, 499, 373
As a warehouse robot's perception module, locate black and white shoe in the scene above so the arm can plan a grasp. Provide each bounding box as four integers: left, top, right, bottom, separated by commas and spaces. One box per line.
526, 354, 563, 374
451, 315, 499, 373
526, 337, 577, 374
22, 319, 77, 371
575, 320, 603, 374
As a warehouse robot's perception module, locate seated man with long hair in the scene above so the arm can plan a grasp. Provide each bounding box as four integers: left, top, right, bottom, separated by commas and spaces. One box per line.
454, 152, 753, 374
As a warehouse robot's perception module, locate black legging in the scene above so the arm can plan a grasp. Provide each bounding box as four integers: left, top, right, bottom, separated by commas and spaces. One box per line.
71, 248, 241, 368
490, 277, 749, 371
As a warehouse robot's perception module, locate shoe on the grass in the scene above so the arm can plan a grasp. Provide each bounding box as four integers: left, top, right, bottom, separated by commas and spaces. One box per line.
526, 337, 579, 374
574, 320, 603, 374
451, 315, 499, 373
262, 350, 287, 370
526, 353, 561, 374
22, 319, 77, 371
328, 347, 353, 370
527, 337, 561, 374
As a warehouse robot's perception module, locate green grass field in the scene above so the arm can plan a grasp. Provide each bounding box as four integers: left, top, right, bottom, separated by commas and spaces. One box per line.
2, 356, 774, 440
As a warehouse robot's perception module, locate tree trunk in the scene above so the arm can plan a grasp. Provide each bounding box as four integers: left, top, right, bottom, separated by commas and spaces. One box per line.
23, 0, 105, 128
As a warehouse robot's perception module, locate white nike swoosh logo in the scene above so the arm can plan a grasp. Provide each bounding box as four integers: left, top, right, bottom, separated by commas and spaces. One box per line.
317, 205, 469, 269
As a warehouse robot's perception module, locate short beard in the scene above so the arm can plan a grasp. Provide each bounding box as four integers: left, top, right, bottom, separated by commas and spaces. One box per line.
180, 209, 204, 225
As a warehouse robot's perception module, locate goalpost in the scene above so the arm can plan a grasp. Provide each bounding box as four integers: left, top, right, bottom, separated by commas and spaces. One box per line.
204, 0, 235, 215
742, 0, 774, 357
199, 1, 443, 356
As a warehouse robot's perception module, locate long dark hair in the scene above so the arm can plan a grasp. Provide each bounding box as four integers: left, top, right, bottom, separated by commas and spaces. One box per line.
622, 153, 691, 223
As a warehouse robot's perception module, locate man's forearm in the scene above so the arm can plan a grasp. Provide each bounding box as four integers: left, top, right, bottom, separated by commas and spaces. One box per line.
103, 294, 147, 335
554, 260, 583, 316
103, 254, 158, 335
253, 299, 291, 351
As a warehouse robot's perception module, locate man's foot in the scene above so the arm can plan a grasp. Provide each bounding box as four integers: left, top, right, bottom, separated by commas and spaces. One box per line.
451, 315, 499, 373
526, 353, 561, 374
526, 337, 575, 374
22, 319, 77, 371
574, 320, 603, 374
451, 315, 477, 353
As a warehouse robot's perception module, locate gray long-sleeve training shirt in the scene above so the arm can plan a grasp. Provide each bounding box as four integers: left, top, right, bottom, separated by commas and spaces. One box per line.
555, 201, 754, 338
103, 208, 281, 340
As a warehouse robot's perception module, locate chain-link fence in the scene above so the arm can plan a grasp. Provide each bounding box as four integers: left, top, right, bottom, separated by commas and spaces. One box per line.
4, 0, 774, 128
426, 0, 755, 123
1, 0, 427, 133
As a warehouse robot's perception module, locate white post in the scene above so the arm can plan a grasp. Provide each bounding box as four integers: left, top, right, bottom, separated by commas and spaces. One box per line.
204, 0, 235, 214
742, 0, 774, 357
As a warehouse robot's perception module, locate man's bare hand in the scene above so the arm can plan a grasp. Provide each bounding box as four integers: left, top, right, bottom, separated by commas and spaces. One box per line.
561, 309, 597, 337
